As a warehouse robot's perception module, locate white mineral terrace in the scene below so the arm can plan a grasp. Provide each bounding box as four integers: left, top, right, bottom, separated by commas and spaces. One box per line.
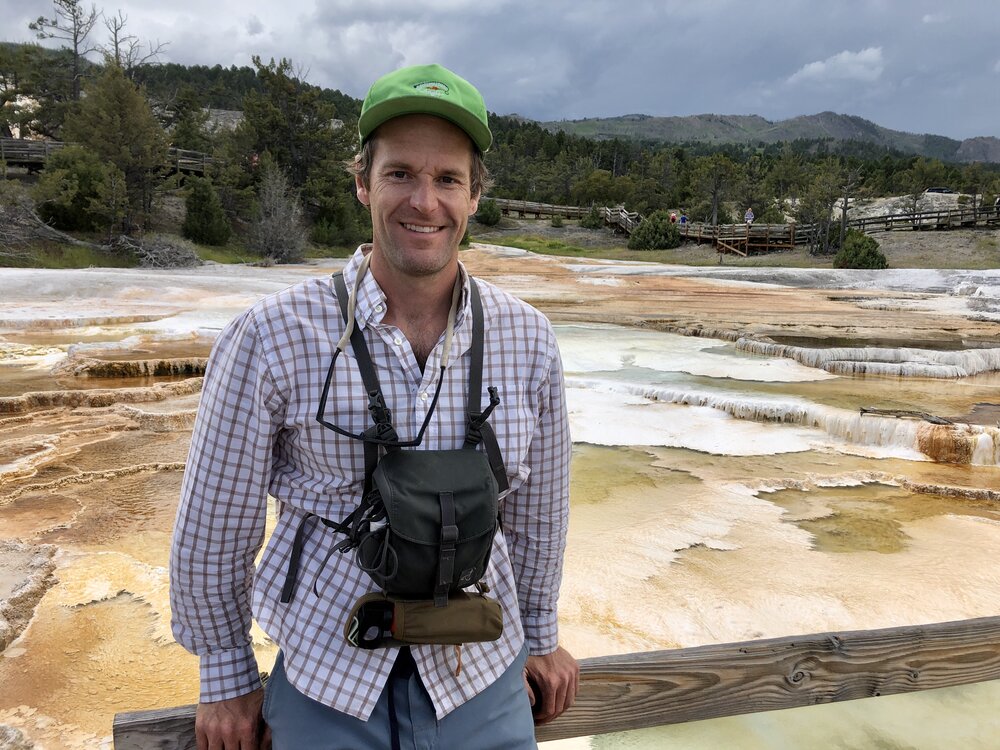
1, 248, 999, 748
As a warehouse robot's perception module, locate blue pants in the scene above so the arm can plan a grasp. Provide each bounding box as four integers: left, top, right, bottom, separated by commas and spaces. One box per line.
263, 647, 537, 749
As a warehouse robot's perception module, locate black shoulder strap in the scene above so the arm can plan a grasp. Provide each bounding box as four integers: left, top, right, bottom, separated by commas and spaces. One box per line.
333, 270, 506, 491
332, 272, 395, 432
466, 278, 509, 493
466, 278, 485, 422
333, 274, 508, 496
332, 271, 388, 500
333, 271, 376, 390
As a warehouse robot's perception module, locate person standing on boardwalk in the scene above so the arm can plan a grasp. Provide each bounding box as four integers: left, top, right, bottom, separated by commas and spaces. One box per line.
744, 207, 755, 225
170, 63, 578, 749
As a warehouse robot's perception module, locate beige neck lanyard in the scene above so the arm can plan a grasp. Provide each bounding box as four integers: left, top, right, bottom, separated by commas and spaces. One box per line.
336, 252, 463, 369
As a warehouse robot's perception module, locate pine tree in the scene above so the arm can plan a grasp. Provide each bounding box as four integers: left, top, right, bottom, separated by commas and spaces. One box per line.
62, 64, 169, 231
182, 177, 231, 246
247, 162, 306, 263
29, 0, 99, 102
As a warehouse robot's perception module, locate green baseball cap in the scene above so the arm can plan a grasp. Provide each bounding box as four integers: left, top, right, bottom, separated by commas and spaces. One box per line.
358, 63, 492, 153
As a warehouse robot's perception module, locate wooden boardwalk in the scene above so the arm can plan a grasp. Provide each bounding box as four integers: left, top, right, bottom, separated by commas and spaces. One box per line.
679, 222, 805, 257
0, 137, 215, 175
679, 207, 1000, 256
488, 196, 1000, 256
492, 198, 642, 234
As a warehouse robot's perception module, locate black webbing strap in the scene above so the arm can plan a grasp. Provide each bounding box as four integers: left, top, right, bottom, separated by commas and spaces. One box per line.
435, 491, 458, 608
282, 273, 383, 604
465, 279, 509, 493
332, 273, 383, 412
466, 279, 485, 432
332, 272, 387, 502
280, 513, 318, 603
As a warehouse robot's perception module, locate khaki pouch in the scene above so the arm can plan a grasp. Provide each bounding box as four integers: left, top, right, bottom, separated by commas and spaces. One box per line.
344, 591, 503, 649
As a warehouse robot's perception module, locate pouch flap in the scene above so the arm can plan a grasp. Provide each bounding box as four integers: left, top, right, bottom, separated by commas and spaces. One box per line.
373, 449, 498, 543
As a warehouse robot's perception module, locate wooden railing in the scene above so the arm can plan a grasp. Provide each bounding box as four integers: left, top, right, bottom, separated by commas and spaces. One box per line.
487, 195, 1000, 253
601, 205, 642, 234
0, 136, 65, 164
112, 614, 1000, 748
679, 222, 808, 255
0, 137, 215, 175
169, 147, 215, 175
489, 198, 641, 234
850, 206, 1000, 233
491, 198, 590, 220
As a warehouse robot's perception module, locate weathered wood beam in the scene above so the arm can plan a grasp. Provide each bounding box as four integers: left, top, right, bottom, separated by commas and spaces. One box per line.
113, 616, 1000, 748
537, 615, 1000, 741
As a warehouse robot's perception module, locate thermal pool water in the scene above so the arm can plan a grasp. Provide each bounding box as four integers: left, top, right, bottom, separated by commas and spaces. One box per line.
1, 251, 999, 748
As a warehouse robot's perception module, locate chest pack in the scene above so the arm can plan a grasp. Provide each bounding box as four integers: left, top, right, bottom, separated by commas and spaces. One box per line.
280, 268, 509, 636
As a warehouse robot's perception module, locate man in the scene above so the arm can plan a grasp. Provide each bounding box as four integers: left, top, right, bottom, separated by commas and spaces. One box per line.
170, 63, 578, 749
744, 207, 755, 225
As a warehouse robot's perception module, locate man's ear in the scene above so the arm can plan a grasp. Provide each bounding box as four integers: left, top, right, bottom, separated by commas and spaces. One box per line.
469, 191, 480, 216
355, 172, 370, 208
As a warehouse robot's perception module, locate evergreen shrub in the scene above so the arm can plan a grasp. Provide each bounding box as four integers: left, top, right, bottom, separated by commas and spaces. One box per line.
475, 199, 501, 226
33, 146, 117, 231
311, 218, 338, 247
579, 207, 604, 229
833, 229, 888, 269
627, 210, 682, 250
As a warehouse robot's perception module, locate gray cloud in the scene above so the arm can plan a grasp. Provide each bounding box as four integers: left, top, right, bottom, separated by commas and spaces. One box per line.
3, 0, 998, 139
245, 15, 264, 37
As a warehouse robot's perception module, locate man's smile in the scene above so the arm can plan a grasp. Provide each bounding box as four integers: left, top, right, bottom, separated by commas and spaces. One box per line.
402, 223, 444, 233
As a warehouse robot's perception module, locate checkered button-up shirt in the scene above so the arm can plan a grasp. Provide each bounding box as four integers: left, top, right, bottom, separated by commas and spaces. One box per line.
170, 247, 571, 719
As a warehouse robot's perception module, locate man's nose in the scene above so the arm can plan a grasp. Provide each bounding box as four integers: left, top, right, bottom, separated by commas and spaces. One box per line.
409, 178, 438, 213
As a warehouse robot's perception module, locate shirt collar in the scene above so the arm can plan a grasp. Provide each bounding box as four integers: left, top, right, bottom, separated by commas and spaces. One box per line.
342, 244, 472, 332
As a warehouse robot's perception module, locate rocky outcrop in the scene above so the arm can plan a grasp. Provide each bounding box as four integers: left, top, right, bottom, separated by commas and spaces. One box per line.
0, 541, 56, 654
736, 339, 1000, 379
0, 725, 34, 750
115, 404, 198, 432
54, 357, 208, 378
955, 136, 1000, 163
0, 379, 203, 416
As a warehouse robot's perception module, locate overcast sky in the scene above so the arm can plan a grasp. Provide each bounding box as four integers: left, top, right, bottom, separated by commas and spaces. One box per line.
5, 0, 999, 140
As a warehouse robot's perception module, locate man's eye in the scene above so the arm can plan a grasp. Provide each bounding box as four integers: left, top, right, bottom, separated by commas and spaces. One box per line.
390, 171, 407, 179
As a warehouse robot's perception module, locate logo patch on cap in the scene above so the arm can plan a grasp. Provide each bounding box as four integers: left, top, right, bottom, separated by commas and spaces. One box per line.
413, 81, 449, 96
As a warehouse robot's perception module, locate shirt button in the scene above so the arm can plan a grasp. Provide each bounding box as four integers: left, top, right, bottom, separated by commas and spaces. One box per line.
375, 304, 384, 313
419, 392, 428, 401
394, 337, 403, 346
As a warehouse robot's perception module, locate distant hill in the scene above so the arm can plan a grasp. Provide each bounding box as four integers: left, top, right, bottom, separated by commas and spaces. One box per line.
539, 111, 1000, 163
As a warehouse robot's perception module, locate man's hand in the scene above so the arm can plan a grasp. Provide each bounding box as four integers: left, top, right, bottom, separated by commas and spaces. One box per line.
195, 688, 271, 750
523, 645, 579, 724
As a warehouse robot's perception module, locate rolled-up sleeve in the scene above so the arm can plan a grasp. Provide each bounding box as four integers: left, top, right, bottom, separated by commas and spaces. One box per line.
169, 307, 284, 703
502, 336, 571, 655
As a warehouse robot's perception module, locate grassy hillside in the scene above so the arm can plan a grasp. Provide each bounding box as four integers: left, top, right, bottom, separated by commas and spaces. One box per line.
542, 111, 1000, 162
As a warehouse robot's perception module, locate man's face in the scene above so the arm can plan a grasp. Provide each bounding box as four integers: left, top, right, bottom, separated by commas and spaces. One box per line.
357, 114, 480, 280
